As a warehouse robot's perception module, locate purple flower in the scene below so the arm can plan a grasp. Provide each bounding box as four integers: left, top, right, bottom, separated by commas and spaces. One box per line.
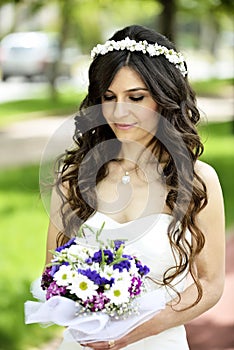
50, 262, 69, 277
78, 268, 114, 286
41, 266, 53, 289
92, 249, 114, 264
46, 281, 67, 300
113, 259, 131, 272
129, 276, 142, 297
122, 253, 133, 260
114, 240, 125, 250
136, 261, 150, 276
83, 293, 110, 311
55, 237, 76, 252
50, 264, 60, 277
85, 257, 93, 265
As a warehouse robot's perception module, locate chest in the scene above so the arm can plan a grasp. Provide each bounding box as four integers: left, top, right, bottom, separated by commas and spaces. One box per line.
95, 177, 168, 224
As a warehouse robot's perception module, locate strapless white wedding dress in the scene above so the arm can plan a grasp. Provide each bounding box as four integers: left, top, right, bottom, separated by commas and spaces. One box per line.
58, 212, 190, 350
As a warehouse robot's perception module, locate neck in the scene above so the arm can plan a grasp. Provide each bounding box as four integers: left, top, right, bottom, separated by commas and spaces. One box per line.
117, 142, 155, 167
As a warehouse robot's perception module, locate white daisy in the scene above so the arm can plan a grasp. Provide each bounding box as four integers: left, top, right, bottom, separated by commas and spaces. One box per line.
106, 280, 130, 305
68, 275, 97, 300
53, 265, 77, 286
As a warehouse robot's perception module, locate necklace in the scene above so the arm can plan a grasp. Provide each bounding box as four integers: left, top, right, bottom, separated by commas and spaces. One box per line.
119, 164, 139, 185
121, 171, 131, 185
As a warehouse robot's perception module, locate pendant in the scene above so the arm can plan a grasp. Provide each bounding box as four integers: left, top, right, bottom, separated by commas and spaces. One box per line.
121, 171, 130, 185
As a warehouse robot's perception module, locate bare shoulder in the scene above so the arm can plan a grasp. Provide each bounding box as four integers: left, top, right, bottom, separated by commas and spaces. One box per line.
194, 160, 221, 188
195, 160, 224, 218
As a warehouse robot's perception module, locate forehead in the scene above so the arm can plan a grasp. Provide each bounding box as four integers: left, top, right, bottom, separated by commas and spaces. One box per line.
107, 66, 147, 91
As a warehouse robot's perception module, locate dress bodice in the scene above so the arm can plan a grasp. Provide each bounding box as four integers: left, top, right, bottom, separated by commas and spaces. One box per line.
82, 212, 190, 301
58, 212, 191, 349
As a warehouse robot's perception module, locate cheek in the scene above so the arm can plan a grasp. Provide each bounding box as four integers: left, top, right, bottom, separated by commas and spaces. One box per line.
102, 103, 115, 121
138, 109, 159, 131
148, 101, 158, 114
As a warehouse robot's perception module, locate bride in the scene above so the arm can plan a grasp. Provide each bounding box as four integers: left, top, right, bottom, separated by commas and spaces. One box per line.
44, 25, 225, 349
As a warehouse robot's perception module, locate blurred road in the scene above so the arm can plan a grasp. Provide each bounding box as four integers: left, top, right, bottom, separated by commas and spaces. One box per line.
0, 79, 47, 102
0, 76, 86, 103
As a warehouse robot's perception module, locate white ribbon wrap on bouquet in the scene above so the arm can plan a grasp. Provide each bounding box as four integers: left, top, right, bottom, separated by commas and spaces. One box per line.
25, 278, 166, 343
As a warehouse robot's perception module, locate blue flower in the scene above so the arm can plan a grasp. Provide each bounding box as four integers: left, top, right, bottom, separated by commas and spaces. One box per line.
113, 259, 131, 272
50, 262, 69, 277
136, 261, 150, 276
50, 265, 59, 276
114, 240, 125, 250
92, 249, 114, 264
85, 257, 93, 265
78, 268, 114, 286
123, 254, 133, 260
55, 237, 76, 252
91, 250, 102, 263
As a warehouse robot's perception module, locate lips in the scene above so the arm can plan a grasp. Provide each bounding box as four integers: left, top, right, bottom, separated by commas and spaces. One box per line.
114, 123, 137, 130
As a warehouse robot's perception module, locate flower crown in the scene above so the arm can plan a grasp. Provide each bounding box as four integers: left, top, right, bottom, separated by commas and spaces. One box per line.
91, 36, 187, 77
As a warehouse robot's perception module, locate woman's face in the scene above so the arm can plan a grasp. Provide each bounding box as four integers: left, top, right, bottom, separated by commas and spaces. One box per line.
101, 66, 158, 146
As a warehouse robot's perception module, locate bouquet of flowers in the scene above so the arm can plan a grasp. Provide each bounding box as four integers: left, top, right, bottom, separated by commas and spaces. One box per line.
25, 223, 165, 345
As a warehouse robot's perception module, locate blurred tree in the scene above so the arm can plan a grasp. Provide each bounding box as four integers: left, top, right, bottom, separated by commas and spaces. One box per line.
155, 0, 234, 46
0, 0, 21, 5
0, 0, 25, 35
157, 0, 177, 42
179, 0, 234, 54
71, 0, 160, 51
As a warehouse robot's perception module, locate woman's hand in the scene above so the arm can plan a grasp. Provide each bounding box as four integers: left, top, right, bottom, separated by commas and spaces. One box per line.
81, 339, 125, 350
80, 315, 156, 350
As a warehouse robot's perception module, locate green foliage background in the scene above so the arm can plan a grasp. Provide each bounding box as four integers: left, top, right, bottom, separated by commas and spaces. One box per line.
0, 166, 59, 350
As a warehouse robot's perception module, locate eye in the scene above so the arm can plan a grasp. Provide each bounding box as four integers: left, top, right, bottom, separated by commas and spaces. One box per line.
129, 96, 144, 102
103, 95, 115, 101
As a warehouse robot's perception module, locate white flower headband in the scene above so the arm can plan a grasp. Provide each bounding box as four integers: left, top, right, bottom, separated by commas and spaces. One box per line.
91, 36, 187, 77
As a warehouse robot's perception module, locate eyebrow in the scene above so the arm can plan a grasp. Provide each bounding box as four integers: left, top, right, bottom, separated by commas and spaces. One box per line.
106, 87, 148, 93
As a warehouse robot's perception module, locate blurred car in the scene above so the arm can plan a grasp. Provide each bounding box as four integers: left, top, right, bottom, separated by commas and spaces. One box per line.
0, 31, 72, 81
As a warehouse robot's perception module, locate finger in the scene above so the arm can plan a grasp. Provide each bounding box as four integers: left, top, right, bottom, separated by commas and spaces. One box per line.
84, 342, 112, 349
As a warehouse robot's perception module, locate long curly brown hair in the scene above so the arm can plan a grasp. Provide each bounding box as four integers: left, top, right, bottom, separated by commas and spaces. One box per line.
55, 25, 207, 308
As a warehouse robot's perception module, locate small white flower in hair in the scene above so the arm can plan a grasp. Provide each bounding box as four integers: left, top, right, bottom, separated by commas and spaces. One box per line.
91, 37, 187, 77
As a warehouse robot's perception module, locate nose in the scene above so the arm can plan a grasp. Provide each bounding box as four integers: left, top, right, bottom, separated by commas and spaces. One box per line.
113, 102, 129, 119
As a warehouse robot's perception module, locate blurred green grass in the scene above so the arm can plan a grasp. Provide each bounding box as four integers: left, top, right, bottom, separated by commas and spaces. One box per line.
0, 90, 85, 126
199, 121, 234, 229
191, 77, 233, 97
0, 165, 61, 350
